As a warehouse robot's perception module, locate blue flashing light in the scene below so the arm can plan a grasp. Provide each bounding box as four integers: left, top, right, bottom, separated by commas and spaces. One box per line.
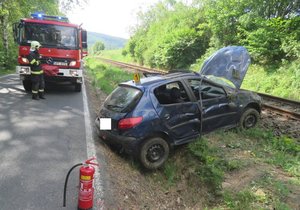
31, 12, 44, 19
30, 13, 69, 22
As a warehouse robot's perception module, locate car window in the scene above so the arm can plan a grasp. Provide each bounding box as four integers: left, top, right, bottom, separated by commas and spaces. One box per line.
104, 86, 142, 113
188, 79, 226, 100
154, 81, 190, 105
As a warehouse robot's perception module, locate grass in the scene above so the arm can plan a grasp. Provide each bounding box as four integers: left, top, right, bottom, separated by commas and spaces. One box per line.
241, 61, 300, 101
85, 57, 300, 209
84, 56, 133, 94
0, 69, 15, 76
98, 49, 135, 64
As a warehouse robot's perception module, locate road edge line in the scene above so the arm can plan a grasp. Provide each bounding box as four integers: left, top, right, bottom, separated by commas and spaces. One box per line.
82, 78, 104, 208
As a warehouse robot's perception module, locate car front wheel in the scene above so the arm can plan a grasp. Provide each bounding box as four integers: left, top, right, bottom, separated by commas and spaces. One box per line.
240, 108, 260, 130
139, 137, 169, 170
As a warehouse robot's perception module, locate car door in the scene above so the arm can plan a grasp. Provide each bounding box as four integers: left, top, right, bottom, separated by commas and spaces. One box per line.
187, 79, 239, 133
152, 81, 201, 144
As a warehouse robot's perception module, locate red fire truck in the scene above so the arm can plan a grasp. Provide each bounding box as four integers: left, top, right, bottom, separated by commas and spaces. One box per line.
13, 13, 88, 92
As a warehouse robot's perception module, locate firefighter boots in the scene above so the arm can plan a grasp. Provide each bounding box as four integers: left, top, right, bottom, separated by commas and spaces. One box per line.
39, 92, 46, 99
32, 94, 39, 100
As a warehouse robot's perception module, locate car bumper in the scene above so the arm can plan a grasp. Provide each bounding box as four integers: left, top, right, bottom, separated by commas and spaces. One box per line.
95, 117, 137, 154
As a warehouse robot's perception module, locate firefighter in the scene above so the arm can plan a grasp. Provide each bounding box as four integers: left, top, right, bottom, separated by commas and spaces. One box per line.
28, 41, 46, 100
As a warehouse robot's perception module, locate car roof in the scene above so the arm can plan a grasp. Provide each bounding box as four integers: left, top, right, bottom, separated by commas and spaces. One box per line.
120, 71, 200, 88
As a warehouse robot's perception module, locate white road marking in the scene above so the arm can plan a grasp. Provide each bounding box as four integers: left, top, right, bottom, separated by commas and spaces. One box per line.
82, 78, 104, 207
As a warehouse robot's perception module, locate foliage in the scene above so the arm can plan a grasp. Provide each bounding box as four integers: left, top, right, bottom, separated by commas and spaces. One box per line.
92, 41, 105, 54
124, 0, 210, 70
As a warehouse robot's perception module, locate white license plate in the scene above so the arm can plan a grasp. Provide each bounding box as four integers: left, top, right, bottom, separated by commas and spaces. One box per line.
53, 62, 68, 66
99, 118, 111, 130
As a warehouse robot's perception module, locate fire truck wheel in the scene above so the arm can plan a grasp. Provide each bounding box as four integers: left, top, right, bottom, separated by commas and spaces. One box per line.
23, 80, 32, 92
75, 83, 82, 92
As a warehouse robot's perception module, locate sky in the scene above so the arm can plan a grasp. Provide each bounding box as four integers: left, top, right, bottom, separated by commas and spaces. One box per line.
66, 0, 161, 39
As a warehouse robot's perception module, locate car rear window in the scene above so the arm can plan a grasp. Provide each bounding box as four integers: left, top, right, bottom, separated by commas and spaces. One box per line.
104, 86, 142, 113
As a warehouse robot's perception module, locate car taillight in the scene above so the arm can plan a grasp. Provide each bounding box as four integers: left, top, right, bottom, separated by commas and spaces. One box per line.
118, 117, 143, 129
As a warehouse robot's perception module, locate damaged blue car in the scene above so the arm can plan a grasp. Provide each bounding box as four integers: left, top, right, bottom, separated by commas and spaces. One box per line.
95, 46, 262, 170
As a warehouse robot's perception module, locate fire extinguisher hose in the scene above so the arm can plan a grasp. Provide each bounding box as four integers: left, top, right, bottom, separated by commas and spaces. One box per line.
63, 163, 83, 207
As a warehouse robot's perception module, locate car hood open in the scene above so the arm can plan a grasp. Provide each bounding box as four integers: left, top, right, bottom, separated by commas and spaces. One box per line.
200, 46, 250, 89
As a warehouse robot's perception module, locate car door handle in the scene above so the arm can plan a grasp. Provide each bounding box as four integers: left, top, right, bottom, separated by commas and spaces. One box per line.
164, 114, 170, 120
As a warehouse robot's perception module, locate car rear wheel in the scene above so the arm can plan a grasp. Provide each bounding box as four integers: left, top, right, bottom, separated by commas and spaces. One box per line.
240, 108, 260, 130
139, 137, 169, 170
23, 80, 32, 92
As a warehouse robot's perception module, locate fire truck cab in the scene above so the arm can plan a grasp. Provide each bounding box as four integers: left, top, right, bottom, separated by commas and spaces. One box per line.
13, 13, 88, 92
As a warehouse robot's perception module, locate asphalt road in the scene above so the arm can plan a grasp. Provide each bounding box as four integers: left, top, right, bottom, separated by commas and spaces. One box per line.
0, 74, 103, 209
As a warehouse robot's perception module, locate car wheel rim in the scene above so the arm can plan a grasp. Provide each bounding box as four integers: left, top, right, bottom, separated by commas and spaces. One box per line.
244, 114, 256, 128
146, 144, 164, 163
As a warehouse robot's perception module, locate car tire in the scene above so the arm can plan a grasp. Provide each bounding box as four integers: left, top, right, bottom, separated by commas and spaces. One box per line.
139, 137, 169, 170
239, 108, 260, 130
23, 80, 32, 92
75, 83, 82, 92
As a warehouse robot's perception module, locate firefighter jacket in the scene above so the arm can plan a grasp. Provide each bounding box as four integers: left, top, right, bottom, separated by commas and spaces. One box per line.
28, 50, 43, 75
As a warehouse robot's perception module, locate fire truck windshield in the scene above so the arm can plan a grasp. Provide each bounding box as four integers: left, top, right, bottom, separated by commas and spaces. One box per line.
20, 23, 78, 49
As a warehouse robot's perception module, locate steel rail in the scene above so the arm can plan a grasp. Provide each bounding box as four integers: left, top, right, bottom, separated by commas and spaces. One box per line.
257, 92, 300, 106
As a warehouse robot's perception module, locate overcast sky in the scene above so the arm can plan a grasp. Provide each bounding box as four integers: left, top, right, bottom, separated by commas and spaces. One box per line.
66, 0, 161, 39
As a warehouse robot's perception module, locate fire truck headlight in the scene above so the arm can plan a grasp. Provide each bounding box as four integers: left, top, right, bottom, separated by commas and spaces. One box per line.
69, 61, 77, 66
19, 66, 31, 74
69, 70, 79, 77
21, 57, 29, 64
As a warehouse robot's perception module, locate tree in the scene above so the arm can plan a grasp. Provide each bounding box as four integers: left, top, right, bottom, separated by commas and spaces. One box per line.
93, 41, 105, 54
126, 0, 210, 69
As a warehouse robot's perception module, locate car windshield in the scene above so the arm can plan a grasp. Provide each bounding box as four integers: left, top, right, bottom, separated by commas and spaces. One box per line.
104, 86, 142, 113
20, 23, 78, 49
205, 75, 235, 88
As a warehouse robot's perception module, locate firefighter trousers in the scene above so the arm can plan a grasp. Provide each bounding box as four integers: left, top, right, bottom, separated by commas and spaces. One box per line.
31, 74, 45, 96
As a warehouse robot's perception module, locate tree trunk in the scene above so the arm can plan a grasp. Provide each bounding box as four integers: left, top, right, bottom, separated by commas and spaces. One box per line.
0, 1, 9, 69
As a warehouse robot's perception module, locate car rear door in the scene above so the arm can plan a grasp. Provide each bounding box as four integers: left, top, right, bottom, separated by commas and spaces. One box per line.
153, 81, 201, 144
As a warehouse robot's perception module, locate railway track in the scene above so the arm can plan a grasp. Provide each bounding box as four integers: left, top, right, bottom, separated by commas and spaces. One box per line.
258, 93, 300, 120
98, 57, 300, 120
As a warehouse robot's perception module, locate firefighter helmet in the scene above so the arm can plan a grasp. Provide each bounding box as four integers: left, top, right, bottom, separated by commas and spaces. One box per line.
30, 41, 41, 50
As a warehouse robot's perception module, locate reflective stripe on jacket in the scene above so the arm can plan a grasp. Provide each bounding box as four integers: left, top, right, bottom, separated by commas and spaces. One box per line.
28, 50, 43, 73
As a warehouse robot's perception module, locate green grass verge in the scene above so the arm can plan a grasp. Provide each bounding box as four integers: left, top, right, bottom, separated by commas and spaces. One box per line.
0, 69, 15, 76
84, 57, 133, 94
98, 49, 135, 64
242, 61, 300, 101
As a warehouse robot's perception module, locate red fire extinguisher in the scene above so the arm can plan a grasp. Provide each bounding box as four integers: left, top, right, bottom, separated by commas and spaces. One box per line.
78, 157, 99, 210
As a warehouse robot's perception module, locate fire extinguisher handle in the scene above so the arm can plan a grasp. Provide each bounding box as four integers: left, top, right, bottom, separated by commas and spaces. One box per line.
85, 156, 99, 166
